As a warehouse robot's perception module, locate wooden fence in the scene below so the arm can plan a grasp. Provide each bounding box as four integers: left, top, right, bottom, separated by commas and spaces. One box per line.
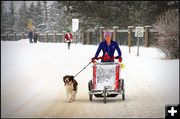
1, 26, 157, 47
1, 33, 84, 43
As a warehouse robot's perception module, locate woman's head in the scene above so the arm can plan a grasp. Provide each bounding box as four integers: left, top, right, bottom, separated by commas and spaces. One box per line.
104, 31, 112, 43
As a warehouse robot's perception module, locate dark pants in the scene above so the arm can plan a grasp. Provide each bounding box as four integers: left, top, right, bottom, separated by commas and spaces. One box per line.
34, 38, 37, 43
67, 42, 71, 49
29, 38, 33, 43
34, 34, 38, 43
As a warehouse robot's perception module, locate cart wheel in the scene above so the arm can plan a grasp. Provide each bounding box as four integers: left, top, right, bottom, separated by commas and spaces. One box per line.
88, 80, 92, 91
118, 79, 121, 91
103, 86, 107, 103
88, 80, 93, 101
121, 79, 125, 100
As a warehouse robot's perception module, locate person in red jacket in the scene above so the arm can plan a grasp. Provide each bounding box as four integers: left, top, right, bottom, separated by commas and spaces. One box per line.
64, 29, 73, 49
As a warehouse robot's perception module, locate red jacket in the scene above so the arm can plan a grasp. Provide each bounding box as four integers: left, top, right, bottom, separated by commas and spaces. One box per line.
64, 32, 73, 42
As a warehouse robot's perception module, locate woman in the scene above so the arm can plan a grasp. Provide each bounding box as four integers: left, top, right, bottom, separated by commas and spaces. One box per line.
92, 31, 122, 62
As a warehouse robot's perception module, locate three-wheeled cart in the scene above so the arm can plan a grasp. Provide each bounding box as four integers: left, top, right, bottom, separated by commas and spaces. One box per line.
88, 61, 125, 103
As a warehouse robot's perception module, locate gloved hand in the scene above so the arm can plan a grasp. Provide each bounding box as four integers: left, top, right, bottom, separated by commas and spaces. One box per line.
91, 57, 96, 63
118, 57, 122, 62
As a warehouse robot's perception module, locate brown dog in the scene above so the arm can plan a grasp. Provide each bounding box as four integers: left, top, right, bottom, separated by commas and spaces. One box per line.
63, 75, 78, 102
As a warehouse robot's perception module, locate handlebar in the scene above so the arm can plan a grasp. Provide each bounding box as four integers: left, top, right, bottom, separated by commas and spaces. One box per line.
95, 56, 120, 60
91, 56, 124, 69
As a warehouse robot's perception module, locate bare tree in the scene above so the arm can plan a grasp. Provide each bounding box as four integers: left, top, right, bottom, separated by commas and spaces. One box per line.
154, 9, 179, 59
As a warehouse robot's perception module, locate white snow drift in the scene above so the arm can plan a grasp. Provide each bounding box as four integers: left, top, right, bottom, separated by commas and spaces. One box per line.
1, 39, 179, 118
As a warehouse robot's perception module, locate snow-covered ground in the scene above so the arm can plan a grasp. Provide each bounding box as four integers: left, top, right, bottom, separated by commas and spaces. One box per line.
1, 39, 179, 118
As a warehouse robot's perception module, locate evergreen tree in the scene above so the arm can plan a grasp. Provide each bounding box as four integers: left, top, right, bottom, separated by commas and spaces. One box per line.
42, 1, 49, 23
1, 1, 8, 33
48, 2, 60, 32
8, 1, 16, 33
28, 2, 36, 26
35, 1, 43, 27
54, 1, 67, 32
1, 1, 17, 33
17, 1, 29, 33
57, 1, 176, 32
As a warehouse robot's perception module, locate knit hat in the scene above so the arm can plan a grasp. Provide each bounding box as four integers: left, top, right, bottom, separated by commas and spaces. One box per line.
66, 27, 71, 32
104, 31, 112, 38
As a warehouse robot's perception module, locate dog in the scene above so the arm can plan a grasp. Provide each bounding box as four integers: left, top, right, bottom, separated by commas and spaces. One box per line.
63, 75, 78, 102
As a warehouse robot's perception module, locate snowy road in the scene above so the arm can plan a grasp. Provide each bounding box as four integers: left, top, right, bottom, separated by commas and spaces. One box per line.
1, 40, 179, 118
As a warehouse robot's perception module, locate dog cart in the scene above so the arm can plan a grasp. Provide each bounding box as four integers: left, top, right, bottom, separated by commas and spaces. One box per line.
88, 59, 125, 103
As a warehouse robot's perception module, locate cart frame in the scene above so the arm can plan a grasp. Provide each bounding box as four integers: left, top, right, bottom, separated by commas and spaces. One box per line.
88, 62, 125, 103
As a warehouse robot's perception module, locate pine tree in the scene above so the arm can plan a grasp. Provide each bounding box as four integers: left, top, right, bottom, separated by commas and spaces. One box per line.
1, 1, 17, 33
42, 1, 49, 23
35, 1, 43, 27
28, 2, 36, 27
53, 1, 67, 32
17, 1, 29, 33
48, 2, 59, 32
8, 1, 16, 33
1, 1, 8, 33
57, 1, 175, 32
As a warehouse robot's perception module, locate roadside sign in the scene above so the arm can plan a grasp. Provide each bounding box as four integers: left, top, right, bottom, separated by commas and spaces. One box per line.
72, 19, 79, 32
135, 27, 144, 37
135, 26, 144, 56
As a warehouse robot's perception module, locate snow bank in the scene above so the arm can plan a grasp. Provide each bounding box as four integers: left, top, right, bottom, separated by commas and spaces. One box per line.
1, 39, 179, 118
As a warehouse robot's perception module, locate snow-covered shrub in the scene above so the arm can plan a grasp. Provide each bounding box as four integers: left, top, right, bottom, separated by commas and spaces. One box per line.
154, 9, 179, 59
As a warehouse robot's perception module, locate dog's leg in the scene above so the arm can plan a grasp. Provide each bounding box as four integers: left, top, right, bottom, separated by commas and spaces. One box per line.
68, 95, 71, 103
72, 92, 75, 101
72, 91, 77, 101
66, 87, 72, 103
68, 93, 72, 103
70, 92, 73, 102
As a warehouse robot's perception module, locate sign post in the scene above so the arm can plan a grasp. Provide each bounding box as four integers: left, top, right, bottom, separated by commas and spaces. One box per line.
72, 19, 79, 44
135, 27, 144, 56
